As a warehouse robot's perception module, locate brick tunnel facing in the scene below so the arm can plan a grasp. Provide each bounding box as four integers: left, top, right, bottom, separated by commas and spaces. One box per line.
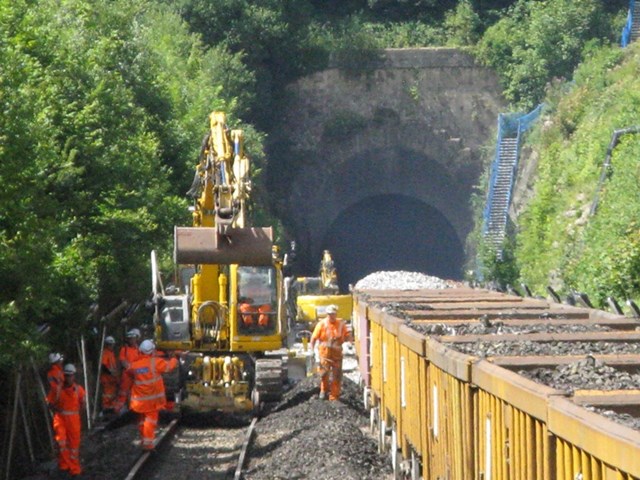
319, 194, 464, 291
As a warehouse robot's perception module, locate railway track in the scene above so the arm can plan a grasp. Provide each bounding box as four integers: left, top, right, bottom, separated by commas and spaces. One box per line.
353, 285, 640, 479
122, 414, 259, 480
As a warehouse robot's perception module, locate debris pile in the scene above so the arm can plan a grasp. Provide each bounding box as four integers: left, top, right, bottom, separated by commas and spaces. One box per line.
520, 355, 640, 393
246, 376, 392, 480
354, 271, 453, 291
450, 339, 640, 358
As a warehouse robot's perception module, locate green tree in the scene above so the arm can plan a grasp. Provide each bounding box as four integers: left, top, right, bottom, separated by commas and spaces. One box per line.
476, 0, 617, 108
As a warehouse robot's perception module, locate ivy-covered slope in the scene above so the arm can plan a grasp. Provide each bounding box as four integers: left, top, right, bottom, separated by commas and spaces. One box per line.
515, 43, 640, 306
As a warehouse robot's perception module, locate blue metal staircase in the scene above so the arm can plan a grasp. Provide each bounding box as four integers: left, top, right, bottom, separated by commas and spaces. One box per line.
621, 0, 640, 47
482, 106, 542, 256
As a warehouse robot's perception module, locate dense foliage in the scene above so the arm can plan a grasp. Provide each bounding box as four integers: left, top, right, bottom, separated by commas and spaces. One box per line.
515, 43, 640, 306
475, 0, 623, 108
0, 0, 251, 365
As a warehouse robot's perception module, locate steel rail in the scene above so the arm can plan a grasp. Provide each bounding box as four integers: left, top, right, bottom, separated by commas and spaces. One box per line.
124, 417, 180, 480
234, 416, 259, 480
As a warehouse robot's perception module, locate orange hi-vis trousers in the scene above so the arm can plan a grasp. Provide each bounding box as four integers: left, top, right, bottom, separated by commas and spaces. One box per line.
138, 410, 159, 450
100, 373, 118, 410
53, 411, 82, 475
319, 355, 343, 401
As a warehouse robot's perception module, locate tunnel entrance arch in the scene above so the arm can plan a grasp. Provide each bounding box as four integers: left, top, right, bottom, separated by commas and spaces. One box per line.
272, 48, 505, 284
319, 194, 464, 291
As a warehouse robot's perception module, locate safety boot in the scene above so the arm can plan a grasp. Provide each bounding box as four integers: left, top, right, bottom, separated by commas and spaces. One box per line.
318, 392, 326, 400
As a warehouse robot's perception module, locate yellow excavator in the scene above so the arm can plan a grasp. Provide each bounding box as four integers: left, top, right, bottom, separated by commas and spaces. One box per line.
290, 250, 352, 326
151, 112, 308, 414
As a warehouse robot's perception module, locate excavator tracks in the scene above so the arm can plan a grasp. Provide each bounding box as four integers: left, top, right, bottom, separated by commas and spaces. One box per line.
254, 358, 285, 402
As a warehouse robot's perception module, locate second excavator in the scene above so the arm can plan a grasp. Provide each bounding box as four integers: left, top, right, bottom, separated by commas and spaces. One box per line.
151, 112, 309, 414
289, 250, 353, 327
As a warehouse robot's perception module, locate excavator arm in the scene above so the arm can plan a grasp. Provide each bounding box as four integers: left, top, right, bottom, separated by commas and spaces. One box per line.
175, 112, 273, 266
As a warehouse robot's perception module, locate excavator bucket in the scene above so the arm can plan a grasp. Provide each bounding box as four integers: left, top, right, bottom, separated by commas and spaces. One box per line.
174, 226, 273, 266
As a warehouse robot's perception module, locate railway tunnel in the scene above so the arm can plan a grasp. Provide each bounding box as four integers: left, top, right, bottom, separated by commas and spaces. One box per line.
322, 193, 463, 290
269, 48, 505, 286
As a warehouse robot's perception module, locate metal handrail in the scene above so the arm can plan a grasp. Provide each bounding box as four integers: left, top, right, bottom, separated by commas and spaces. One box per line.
621, 0, 636, 47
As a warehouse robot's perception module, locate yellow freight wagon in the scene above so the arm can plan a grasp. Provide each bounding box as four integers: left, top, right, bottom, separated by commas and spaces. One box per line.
368, 310, 385, 424
381, 315, 401, 448
425, 338, 475, 480
472, 360, 560, 480
549, 396, 640, 479
398, 325, 425, 469
352, 286, 640, 480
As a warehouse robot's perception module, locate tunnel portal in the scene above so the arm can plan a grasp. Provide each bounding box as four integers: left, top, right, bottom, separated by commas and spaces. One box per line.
272, 48, 505, 287
321, 194, 464, 291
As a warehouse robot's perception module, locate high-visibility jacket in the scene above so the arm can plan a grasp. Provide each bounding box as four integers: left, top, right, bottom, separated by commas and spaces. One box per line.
257, 304, 272, 327
120, 354, 178, 413
119, 344, 140, 370
311, 317, 350, 360
46, 363, 64, 403
102, 348, 118, 376
48, 382, 86, 417
239, 302, 257, 325
100, 348, 119, 408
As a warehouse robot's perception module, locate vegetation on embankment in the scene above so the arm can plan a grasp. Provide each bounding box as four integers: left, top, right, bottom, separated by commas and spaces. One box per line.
512, 43, 640, 306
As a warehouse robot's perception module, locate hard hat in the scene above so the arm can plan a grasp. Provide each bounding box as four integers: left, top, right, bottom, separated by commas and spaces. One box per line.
139, 339, 155, 355
49, 353, 63, 364
63, 364, 76, 375
126, 328, 141, 338
105, 336, 116, 344
326, 305, 338, 315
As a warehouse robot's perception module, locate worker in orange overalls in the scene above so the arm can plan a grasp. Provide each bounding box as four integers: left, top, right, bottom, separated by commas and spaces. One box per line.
239, 297, 257, 327
257, 304, 272, 327
119, 328, 140, 370
100, 336, 119, 414
46, 352, 64, 401
116, 340, 178, 451
47, 363, 86, 477
310, 304, 351, 401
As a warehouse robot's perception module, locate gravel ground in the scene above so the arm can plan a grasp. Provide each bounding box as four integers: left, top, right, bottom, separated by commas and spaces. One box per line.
22, 356, 387, 480
245, 376, 392, 480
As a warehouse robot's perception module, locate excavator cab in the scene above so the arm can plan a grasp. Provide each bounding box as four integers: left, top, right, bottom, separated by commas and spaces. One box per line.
237, 266, 277, 334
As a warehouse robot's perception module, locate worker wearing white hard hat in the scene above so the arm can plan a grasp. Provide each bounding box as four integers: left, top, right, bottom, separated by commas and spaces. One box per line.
101, 335, 120, 414
120, 328, 141, 370
311, 304, 351, 401
139, 339, 155, 355
46, 352, 65, 410
49, 352, 63, 364
47, 363, 86, 477
116, 338, 178, 451
126, 328, 141, 338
